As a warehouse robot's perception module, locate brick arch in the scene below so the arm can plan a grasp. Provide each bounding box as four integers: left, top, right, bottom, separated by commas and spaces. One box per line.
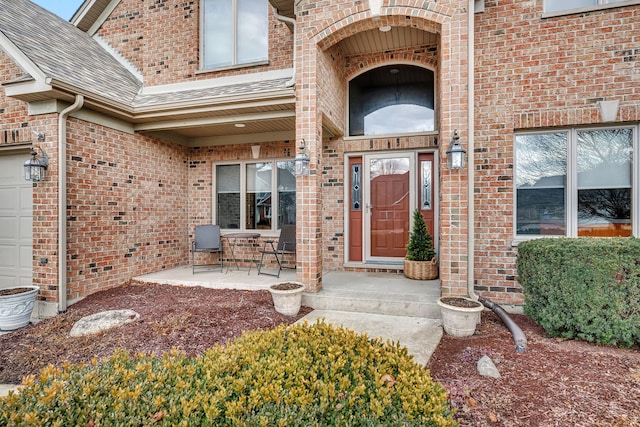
345, 54, 438, 82
313, 2, 453, 51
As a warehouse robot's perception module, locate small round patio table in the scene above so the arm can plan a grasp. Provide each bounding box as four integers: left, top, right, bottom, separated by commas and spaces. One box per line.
223, 232, 261, 275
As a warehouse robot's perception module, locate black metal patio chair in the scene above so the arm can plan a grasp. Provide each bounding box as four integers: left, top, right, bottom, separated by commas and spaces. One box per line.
257, 224, 296, 278
192, 224, 224, 273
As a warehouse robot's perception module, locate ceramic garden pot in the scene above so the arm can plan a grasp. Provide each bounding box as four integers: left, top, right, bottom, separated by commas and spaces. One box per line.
437, 296, 484, 337
269, 282, 305, 316
0, 285, 39, 331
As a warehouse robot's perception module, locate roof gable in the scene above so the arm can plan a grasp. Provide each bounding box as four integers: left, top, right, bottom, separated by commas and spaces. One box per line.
0, 0, 141, 105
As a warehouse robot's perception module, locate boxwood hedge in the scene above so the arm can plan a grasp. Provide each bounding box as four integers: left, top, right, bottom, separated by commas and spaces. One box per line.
0, 321, 456, 426
518, 237, 640, 347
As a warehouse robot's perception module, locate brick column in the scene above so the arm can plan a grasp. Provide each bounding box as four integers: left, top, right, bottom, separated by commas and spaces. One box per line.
438, 9, 470, 297
295, 41, 323, 292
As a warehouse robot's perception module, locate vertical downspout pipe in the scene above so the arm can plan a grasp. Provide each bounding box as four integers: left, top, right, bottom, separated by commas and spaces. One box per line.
467, 0, 477, 300
58, 95, 84, 313
273, 10, 296, 87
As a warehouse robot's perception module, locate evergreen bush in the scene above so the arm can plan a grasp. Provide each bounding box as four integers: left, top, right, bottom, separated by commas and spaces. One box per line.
0, 322, 456, 426
406, 209, 436, 261
518, 237, 640, 347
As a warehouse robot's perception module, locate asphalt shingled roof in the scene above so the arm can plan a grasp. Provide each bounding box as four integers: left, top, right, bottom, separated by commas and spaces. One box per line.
0, 0, 293, 113
0, 0, 142, 105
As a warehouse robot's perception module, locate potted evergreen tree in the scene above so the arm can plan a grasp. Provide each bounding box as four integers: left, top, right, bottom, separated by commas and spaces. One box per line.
404, 209, 438, 280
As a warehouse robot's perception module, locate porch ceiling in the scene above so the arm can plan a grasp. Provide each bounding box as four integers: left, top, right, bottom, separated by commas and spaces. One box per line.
339, 27, 438, 57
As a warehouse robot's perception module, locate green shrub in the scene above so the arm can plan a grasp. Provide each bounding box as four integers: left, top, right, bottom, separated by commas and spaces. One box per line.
518, 238, 640, 347
0, 322, 456, 426
406, 209, 436, 261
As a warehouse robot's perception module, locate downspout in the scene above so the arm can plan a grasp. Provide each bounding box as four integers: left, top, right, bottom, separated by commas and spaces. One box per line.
466, 3, 526, 352
273, 10, 296, 87
58, 95, 84, 313
467, 0, 477, 300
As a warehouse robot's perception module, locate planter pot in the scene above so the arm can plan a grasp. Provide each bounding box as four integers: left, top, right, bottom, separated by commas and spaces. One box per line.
404, 258, 438, 280
437, 296, 484, 337
0, 285, 39, 331
269, 282, 304, 316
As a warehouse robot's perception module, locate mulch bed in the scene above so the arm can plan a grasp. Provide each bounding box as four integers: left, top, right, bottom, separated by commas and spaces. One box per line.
1, 282, 639, 426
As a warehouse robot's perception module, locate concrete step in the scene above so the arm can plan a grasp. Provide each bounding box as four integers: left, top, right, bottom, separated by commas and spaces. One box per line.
303, 271, 442, 319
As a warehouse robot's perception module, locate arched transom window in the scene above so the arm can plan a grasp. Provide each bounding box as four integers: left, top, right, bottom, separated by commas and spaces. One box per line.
349, 65, 435, 137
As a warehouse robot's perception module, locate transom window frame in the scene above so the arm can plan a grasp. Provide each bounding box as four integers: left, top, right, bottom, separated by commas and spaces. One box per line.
542, 0, 640, 17
513, 125, 639, 240
345, 62, 439, 140
200, 0, 269, 71
213, 159, 296, 233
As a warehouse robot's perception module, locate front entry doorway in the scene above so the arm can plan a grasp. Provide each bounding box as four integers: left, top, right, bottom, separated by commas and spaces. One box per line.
348, 151, 436, 264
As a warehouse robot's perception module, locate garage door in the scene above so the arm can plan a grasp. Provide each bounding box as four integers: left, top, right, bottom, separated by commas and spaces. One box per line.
0, 152, 33, 289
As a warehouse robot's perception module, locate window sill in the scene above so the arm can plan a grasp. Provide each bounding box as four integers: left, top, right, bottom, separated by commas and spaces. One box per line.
196, 61, 270, 75
343, 130, 439, 142
542, 0, 640, 18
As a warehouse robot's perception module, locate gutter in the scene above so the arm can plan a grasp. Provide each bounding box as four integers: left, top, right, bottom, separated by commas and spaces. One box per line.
467, 0, 477, 299
58, 95, 84, 313
273, 10, 297, 87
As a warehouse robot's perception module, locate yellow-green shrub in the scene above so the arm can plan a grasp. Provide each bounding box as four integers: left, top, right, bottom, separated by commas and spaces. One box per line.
0, 321, 455, 426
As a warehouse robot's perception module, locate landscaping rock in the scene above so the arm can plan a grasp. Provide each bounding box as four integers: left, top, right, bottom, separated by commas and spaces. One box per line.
477, 355, 500, 378
70, 310, 140, 337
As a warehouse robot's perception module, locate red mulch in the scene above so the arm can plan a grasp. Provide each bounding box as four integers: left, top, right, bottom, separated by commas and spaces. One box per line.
1, 282, 639, 426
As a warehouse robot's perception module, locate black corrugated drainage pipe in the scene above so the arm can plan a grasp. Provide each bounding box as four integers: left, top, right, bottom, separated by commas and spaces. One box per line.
477, 296, 527, 353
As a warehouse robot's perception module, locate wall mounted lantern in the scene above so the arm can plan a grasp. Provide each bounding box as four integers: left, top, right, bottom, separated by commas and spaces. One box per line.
295, 139, 310, 176
24, 147, 48, 182
446, 130, 466, 170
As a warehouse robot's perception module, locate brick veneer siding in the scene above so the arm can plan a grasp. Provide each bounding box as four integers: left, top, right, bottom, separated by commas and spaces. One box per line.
64, 120, 189, 301
97, 0, 293, 87
187, 140, 298, 268
295, 0, 470, 294
473, 1, 640, 304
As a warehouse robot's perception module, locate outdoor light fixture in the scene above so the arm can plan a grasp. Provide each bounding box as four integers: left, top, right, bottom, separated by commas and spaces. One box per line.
295, 139, 310, 176
24, 147, 48, 182
251, 144, 261, 159
446, 130, 466, 170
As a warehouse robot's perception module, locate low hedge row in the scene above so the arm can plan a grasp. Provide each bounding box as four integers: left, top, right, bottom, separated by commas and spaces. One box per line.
518, 237, 640, 347
0, 321, 456, 426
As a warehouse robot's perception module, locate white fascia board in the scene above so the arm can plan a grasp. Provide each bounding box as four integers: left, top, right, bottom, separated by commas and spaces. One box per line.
133, 110, 295, 132
0, 32, 48, 86
4, 79, 53, 97
87, 0, 122, 36
140, 68, 294, 95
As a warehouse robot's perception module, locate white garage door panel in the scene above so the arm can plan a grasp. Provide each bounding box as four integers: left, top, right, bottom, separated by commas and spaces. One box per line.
0, 153, 32, 290
0, 188, 17, 212
0, 245, 17, 268
0, 217, 17, 239
19, 216, 33, 239
19, 186, 32, 212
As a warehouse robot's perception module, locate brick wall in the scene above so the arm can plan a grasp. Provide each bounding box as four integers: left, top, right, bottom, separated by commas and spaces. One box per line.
64, 120, 189, 301
473, 1, 640, 304
97, 0, 293, 87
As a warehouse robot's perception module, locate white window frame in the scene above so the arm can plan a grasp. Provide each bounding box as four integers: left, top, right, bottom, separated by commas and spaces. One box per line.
213, 159, 295, 233
514, 125, 639, 239
543, 0, 640, 17
200, 0, 269, 71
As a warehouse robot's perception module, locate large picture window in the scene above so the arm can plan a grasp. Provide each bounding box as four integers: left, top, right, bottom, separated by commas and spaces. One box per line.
544, 0, 630, 14
515, 128, 634, 238
202, 0, 268, 69
214, 160, 295, 231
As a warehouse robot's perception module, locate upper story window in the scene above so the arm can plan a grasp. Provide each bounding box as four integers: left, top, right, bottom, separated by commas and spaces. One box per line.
202, 0, 268, 70
515, 127, 636, 238
348, 65, 435, 137
544, 0, 631, 14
